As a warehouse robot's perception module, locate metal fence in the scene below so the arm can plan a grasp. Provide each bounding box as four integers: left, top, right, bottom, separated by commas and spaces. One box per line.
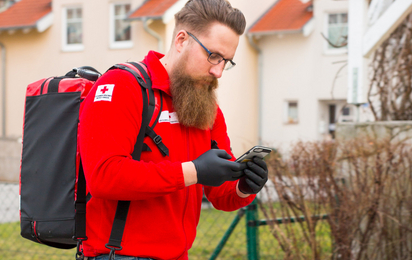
0, 182, 283, 260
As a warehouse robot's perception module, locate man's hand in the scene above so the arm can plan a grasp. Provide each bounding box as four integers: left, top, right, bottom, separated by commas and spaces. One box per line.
193, 149, 246, 186
238, 157, 268, 194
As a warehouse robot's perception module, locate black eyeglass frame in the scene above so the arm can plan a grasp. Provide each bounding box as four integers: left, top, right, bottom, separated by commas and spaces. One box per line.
186, 31, 236, 70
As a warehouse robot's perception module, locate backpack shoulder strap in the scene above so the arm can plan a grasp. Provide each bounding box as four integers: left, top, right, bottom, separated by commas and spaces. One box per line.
128, 62, 169, 157
108, 63, 151, 160
128, 62, 155, 120
104, 64, 150, 258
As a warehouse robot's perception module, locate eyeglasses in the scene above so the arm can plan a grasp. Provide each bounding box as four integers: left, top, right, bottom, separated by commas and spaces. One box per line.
186, 31, 236, 70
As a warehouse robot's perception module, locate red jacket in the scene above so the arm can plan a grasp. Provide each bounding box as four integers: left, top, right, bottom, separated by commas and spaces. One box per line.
79, 51, 255, 259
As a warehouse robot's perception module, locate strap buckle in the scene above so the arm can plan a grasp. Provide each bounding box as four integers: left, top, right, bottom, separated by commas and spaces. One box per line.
75, 237, 88, 260
153, 135, 162, 145
105, 244, 122, 260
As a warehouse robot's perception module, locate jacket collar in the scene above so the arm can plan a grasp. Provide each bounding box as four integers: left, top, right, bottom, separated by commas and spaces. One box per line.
143, 51, 172, 96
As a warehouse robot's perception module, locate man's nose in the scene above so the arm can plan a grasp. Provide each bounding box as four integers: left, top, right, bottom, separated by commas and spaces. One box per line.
209, 62, 225, 78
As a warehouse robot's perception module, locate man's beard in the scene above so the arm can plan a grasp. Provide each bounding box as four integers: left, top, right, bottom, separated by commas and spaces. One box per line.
169, 58, 218, 130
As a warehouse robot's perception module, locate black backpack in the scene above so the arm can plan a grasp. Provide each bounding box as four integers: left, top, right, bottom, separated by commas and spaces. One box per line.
19, 62, 168, 260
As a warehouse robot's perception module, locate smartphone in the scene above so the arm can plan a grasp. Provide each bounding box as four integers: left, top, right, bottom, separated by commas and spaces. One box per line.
235, 146, 273, 163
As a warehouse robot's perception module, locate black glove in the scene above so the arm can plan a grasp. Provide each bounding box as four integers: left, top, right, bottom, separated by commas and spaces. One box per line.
193, 149, 246, 187
238, 157, 268, 194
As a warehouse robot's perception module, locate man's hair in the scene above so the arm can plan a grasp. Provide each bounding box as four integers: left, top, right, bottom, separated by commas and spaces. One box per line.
174, 0, 246, 36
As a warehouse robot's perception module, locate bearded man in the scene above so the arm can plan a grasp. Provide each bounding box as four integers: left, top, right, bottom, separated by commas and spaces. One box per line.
79, 0, 268, 259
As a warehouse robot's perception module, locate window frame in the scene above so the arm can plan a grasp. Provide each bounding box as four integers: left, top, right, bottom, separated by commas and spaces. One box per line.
340, 106, 354, 122
109, 2, 133, 49
323, 12, 348, 55
284, 100, 299, 124
61, 6, 84, 52
62, 5, 84, 52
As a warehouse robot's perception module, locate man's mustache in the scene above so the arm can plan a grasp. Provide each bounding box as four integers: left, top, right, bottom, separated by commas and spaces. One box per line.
192, 76, 218, 90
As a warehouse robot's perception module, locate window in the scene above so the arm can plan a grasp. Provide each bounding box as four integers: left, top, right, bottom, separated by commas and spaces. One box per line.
0, 0, 16, 11
62, 7, 83, 52
325, 13, 348, 54
342, 107, 350, 116
329, 104, 336, 138
341, 106, 353, 122
0, 0, 9, 9
285, 101, 298, 124
110, 3, 132, 49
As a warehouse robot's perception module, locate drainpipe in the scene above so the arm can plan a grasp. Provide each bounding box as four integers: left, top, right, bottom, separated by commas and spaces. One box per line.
247, 35, 263, 145
143, 18, 163, 53
0, 42, 5, 138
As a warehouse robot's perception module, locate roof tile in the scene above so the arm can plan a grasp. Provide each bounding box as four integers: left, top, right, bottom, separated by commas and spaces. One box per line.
129, 0, 180, 20
0, 0, 51, 30
249, 0, 313, 34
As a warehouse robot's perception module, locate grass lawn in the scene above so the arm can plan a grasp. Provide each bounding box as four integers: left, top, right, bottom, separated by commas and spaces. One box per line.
0, 222, 76, 259
0, 205, 332, 259
190, 206, 332, 260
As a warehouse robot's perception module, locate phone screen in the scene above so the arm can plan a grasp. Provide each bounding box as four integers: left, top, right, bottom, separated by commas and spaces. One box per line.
236, 146, 273, 163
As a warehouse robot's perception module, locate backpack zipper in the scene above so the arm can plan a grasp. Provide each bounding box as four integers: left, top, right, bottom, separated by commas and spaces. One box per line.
31, 221, 43, 244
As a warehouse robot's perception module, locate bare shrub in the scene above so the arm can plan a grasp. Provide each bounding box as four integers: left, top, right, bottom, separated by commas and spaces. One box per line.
262, 138, 412, 260
369, 13, 412, 121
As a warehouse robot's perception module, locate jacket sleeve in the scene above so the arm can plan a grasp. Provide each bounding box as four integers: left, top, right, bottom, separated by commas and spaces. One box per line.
203, 107, 255, 211
79, 69, 185, 201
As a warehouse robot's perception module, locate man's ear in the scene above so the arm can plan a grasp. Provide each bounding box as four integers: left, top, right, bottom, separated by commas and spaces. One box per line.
174, 30, 189, 53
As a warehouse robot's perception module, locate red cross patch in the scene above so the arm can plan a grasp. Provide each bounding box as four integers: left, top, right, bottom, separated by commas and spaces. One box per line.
94, 84, 115, 102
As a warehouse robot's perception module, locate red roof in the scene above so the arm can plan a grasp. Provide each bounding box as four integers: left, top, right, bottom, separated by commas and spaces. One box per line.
0, 0, 51, 30
129, 0, 180, 20
249, 0, 313, 35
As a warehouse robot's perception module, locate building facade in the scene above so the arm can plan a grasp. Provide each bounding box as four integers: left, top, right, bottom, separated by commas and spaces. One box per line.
248, 0, 350, 153
0, 0, 367, 182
